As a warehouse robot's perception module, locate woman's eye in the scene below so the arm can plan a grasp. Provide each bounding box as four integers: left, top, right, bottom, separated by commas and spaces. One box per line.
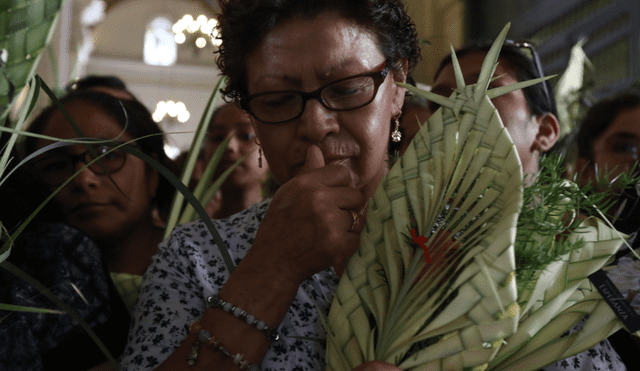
209, 135, 226, 143
239, 132, 255, 141
326, 80, 368, 98
328, 86, 360, 97
612, 142, 638, 155
257, 94, 297, 108
91, 145, 119, 160
96, 145, 112, 155
39, 158, 70, 173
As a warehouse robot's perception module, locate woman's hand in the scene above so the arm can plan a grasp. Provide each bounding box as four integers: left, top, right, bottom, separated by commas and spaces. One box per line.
247, 144, 365, 284
191, 144, 366, 371
352, 361, 403, 371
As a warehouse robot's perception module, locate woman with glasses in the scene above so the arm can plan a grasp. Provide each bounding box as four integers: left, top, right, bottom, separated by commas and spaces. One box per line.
120, 0, 417, 370
23, 89, 176, 302
1, 89, 176, 370
429, 44, 627, 371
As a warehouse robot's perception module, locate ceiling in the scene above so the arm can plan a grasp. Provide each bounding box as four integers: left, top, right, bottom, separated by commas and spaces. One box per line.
103, 0, 219, 13
94, 0, 465, 85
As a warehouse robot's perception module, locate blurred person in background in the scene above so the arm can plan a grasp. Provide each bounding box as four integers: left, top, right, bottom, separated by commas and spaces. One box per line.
572, 89, 640, 363
66, 74, 137, 101
575, 89, 640, 237
200, 102, 271, 219
22, 89, 177, 311
0, 83, 175, 370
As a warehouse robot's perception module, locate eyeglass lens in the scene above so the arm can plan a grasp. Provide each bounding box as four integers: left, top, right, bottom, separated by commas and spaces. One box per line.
34, 144, 127, 185
245, 71, 385, 123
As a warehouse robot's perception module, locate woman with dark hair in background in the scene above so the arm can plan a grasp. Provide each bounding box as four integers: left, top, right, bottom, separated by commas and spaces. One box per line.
1, 88, 176, 370
65, 74, 137, 101
575, 89, 640, 236
23, 90, 175, 281
572, 89, 640, 370
200, 102, 270, 219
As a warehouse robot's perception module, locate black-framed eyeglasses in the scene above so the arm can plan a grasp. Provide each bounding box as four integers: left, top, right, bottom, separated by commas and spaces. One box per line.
503, 40, 553, 110
32, 144, 128, 186
239, 64, 390, 124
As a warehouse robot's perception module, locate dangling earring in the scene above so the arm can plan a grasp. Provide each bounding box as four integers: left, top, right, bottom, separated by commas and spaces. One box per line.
255, 138, 263, 168
391, 114, 402, 143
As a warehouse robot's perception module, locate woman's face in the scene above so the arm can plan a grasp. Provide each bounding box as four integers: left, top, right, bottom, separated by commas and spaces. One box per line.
33, 101, 158, 240
244, 13, 406, 199
205, 104, 268, 186
431, 52, 542, 177
578, 106, 640, 183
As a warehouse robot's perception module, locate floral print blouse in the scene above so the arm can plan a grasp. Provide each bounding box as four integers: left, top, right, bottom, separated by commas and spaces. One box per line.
119, 199, 339, 371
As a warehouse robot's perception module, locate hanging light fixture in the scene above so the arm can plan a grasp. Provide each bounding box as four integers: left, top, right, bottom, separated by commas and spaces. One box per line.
172, 14, 220, 51
153, 100, 190, 124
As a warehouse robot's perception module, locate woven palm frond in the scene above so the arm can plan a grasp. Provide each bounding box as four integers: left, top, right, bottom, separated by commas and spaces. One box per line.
325, 22, 628, 371
0, 0, 64, 118
327, 23, 528, 371
488, 216, 626, 371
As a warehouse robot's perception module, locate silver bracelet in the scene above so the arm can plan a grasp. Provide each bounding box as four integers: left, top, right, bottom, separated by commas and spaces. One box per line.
206, 295, 280, 341
188, 321, 260, 370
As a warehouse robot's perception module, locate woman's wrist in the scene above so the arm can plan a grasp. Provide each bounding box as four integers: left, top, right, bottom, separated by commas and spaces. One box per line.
234, 239, 307, 294
186, 321, 260, 370
188, 252, 301, 369
206, 295, 280, 341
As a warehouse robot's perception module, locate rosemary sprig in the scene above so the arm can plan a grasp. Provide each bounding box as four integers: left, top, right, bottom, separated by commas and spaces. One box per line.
514, 153, 639, 299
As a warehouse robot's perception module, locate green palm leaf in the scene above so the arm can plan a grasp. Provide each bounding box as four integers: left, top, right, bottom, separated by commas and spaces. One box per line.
1, 0, 63, 118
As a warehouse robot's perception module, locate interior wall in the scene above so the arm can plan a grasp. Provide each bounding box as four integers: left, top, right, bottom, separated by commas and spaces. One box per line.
404, 0, 466, 86
469, 0, 539, 41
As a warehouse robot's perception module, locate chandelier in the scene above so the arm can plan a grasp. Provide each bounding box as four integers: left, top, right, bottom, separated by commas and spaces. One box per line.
172, 14, 221, 50
152, 100, 190, 124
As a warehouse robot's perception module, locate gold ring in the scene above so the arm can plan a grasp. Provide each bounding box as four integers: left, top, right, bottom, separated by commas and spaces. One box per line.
349, 210, 359, 232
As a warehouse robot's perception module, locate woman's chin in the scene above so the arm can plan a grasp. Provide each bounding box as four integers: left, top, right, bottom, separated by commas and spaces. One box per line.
68, 217, 120, 241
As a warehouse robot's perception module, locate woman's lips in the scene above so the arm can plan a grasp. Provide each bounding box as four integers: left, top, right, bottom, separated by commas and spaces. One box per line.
327, 158, 350, 167
71, 203, 108, 214
291, 156, 352, 177
219, 157, 244, 168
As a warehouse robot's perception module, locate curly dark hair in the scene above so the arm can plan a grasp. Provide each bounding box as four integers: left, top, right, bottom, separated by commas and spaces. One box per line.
216, 0, 420, 100
22, 90, 178, 218
577, 89, 640, 161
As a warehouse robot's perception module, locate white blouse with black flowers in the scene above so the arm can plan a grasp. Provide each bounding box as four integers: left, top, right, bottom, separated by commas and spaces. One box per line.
119, 199, 339, 371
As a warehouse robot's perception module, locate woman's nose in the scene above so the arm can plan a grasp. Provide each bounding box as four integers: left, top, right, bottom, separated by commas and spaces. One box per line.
226, 136, 241, 153
296, 99, 339, 142
70, 160, 101, 188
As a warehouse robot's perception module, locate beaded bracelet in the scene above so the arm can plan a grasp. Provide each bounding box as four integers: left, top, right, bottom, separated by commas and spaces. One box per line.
206, 295, 280, 341
188, 321, 260, 370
